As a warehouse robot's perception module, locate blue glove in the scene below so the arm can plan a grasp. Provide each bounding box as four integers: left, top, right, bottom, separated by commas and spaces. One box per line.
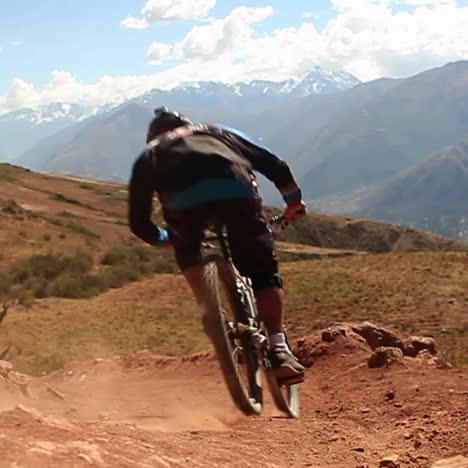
155, 227, 171, 248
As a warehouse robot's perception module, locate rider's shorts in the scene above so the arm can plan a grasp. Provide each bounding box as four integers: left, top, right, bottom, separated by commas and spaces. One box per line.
163, 197, 283, 292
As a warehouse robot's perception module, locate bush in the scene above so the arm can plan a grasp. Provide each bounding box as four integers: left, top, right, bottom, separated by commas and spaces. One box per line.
5, 251, 93, 298
49, 193, 82, 205
100, 264, 142, 289
49, 274, 104, 299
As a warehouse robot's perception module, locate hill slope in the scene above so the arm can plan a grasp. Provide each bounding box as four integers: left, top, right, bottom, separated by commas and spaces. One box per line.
355, 142, 468, 239
300, 61, 468, 198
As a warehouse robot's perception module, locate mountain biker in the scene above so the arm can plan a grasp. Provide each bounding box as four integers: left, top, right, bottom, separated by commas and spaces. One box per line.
128, 107, 306, 382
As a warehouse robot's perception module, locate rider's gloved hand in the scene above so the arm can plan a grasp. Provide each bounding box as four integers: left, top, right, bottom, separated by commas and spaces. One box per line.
156, 227, 173, 249
281, 186, 307, 223
284, 200, 307, 223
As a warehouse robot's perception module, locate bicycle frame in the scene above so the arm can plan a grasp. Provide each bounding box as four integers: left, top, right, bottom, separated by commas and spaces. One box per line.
202, 215, 300, 418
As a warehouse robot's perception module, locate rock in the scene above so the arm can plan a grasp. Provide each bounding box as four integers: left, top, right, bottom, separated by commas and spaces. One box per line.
77, 453, 93, 464
293, 324, 368, 367
431, 456, 468, 468
352, 322, 404, 351
0, 360, 13, 378
385, 390, 396, 401
379, 455, 400, 467
404, 336, 437, 357
368, 347, 404, 368
417, 350, 452, 369
47, 387, 65, 400
413, 433, 425, 449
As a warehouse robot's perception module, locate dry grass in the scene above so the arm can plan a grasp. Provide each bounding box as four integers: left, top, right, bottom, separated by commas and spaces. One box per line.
1, 164, 467, 374
283, 252, 468, 367
1, 252, 467, 375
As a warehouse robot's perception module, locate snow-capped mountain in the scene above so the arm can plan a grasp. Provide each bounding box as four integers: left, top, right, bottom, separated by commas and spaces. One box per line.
0, 103, 117, 162
238, 67, 360, 97
4, 103, 92, 126
1, 65, 360, 166
290, 66, 361, 96
134, 66, 360, 110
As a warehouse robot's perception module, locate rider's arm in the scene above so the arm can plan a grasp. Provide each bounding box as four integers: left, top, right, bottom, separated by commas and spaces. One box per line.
128, 153, 169, 246
221, 128, 303, 202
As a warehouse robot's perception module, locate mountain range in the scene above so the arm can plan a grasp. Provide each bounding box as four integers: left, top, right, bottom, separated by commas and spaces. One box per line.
0, 66, 359, 165
2, 61, 468, 241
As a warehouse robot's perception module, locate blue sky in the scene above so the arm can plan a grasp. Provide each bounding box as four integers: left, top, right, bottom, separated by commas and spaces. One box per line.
1, 0, 468, 113
1, 1, 331, 93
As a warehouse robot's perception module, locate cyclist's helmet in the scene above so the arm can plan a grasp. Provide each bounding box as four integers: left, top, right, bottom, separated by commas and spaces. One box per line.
146, 106, 192, 143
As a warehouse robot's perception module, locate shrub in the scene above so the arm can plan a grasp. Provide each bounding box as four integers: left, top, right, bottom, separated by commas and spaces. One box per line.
1, 199, 23, 215
49, 193, 82, 205
43, 234, 51, 241
6, 251, 93, 297
49, 274, 104, 299
79, 182, 93, 190
100, 264, 142, 289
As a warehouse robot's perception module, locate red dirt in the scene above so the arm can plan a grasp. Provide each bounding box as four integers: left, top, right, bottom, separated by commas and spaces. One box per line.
0, 325, 467, 468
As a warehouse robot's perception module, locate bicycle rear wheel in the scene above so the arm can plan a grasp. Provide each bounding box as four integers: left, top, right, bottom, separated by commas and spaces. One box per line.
265, 372, 300, 418
202, 256, 263, 415
263, 331, 300, 418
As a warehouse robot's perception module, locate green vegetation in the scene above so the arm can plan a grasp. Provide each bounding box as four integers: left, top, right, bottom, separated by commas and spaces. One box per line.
49, 192, 83, 205
1, 246, 178, 305
1, 251, 467, 376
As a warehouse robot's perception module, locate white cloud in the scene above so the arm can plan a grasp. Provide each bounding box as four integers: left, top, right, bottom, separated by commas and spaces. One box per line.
2, 1, 468, 114
121, 0, 216, 29
148, 6, 274, 63
145, 1, 468, 82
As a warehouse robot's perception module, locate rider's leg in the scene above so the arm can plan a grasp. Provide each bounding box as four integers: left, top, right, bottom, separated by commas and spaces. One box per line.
182, 264, 204, 305
255, 286, 284, 334
182, 264, 212, 333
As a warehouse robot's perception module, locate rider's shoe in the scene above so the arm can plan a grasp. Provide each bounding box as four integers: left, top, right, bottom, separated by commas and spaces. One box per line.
268, 344, 305, 383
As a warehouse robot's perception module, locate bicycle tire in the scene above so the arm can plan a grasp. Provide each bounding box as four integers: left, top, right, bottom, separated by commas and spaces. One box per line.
265, 372, 300, 418
202, 255, 263, 415
262, 329, 301, 418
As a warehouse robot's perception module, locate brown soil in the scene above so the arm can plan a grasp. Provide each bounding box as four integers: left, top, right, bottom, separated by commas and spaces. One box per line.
1, 325, 467, 467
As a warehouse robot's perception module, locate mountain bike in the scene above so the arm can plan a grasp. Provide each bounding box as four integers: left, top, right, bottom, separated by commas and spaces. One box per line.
201, 215, 300, 418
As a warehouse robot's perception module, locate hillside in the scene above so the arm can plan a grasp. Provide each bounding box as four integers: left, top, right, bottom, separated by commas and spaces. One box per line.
354, 142, 468, 240
1, 163, 468, 372
300, 61, 468, 199
1, 164, 468, 467
1, 162, 465, 276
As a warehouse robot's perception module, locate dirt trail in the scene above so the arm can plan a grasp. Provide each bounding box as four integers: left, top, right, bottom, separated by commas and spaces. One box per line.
0, 325, 467, 468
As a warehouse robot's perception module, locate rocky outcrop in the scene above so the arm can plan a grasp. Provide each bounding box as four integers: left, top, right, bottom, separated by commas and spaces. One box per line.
293, 322, 444, 369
